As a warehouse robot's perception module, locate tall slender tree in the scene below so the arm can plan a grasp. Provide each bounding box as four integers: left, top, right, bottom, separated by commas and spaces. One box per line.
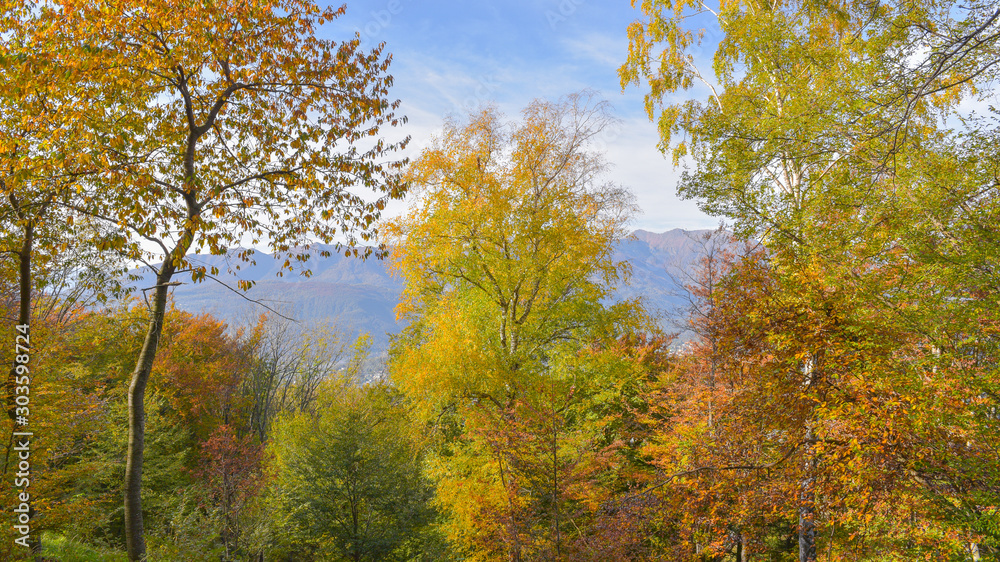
47, 1, 410, 558
0, 4, 122, 553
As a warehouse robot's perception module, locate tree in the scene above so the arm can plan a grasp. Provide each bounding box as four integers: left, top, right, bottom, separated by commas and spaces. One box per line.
387, 92, 653, 560
154, 309, 248, 442
0, 5, 127, 553
27, 305, 254, 555
238, 315, 370, 444
1, 0, 133, 328
620, 0, 996, 243
266, 379, 437, 562
191, 424, 264, 561
45, 1, 409, 558
621, 1, 1000, 558
889, 125, 1000, 558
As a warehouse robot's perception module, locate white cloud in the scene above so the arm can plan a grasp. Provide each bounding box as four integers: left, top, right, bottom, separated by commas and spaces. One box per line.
600, 116, 718, 231
559, 32, 628, 70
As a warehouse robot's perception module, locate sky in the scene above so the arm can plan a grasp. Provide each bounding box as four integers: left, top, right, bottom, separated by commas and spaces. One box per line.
318, 0, 721, 233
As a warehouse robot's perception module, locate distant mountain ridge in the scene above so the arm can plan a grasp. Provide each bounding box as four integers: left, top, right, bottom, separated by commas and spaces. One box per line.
614, 228, 715, 322
127, 228, 714, 358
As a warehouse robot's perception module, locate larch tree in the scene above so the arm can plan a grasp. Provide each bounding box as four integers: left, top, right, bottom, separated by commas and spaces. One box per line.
49, 1, 410, 559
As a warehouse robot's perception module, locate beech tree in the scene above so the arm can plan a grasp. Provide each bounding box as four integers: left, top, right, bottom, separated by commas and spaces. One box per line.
45, 1, 410, 559
0, 5, 127, 554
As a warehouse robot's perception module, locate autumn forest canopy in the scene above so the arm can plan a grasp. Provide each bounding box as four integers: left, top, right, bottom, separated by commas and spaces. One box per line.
1, 0, 999, 561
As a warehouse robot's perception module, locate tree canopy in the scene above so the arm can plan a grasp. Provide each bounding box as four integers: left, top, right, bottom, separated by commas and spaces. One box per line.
2, 2, 411, 559
622, 0, 1000, 559
387, 93, 664, 560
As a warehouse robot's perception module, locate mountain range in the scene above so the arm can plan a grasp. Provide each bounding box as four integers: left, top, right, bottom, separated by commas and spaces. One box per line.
128, 228, 716, 360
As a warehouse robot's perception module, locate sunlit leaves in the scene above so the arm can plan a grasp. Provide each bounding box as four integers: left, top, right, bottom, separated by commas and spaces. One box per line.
623, 2, 1000, 556
46, 0, 409, 283
388, 93, 657, 559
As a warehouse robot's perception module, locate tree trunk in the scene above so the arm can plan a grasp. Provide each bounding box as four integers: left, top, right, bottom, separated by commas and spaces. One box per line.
798, 432, 817, 562
798, 353, 818, 562
124, 265, 174, 562
6, 222, 32, 422
5, 222, 43, 557
497, 452, 522, 562
552, 408, 561, 560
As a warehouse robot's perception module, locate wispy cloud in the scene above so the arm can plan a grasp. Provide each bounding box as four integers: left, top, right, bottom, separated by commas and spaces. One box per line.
322, 0, 717, 233
559, 32, 628, 70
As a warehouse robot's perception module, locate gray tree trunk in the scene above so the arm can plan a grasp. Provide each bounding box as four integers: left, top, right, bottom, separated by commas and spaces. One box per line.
124, 262, 176, 562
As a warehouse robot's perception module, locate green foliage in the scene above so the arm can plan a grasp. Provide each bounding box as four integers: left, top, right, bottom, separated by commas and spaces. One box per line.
41, 532, 128, 562
145, 486, 228, 562
265, 379, 438, 561
33, 304, 252, 552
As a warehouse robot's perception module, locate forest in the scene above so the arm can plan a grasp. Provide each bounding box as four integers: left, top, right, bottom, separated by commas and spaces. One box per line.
1, 0, 999, 561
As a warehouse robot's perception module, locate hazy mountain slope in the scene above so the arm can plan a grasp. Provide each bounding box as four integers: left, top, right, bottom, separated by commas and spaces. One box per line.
127, 228, 714, 355
613, 229, 713, 327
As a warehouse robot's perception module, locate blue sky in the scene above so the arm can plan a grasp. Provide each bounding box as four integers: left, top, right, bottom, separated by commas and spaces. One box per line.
320, 0, 720, 232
